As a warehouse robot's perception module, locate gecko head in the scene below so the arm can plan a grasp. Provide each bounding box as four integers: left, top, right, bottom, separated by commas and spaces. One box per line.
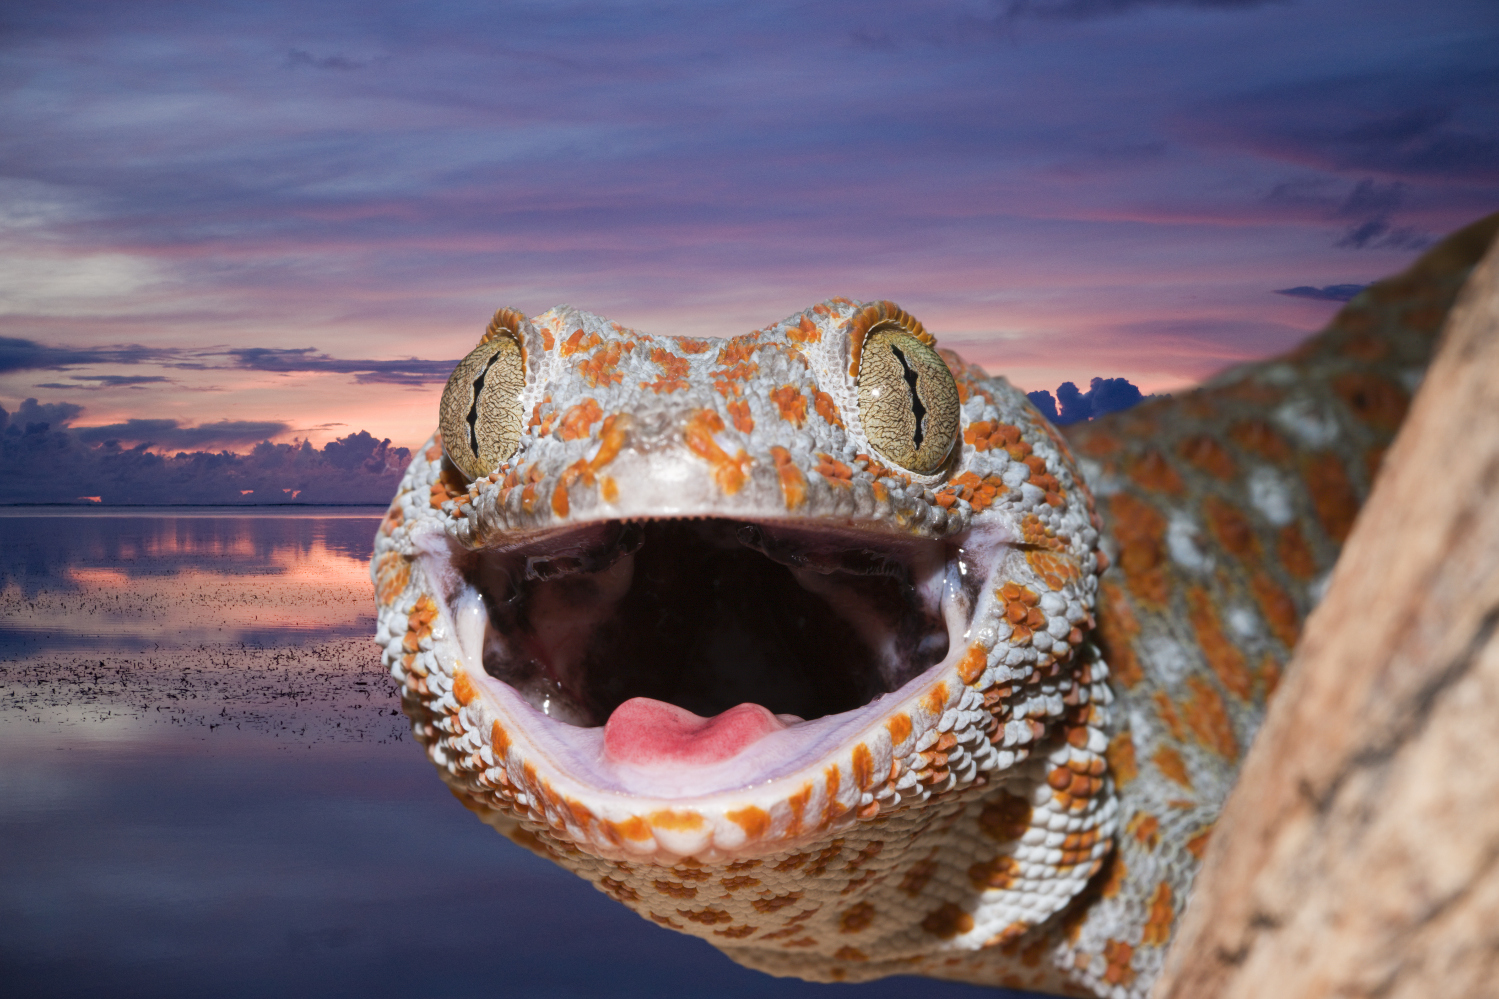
377, 299, 1110, 873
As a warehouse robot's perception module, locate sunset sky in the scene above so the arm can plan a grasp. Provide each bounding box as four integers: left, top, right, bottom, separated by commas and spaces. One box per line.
2, 0, 1496, 453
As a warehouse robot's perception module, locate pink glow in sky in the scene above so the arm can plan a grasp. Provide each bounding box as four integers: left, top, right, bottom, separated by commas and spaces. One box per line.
2, 0, 1495, 453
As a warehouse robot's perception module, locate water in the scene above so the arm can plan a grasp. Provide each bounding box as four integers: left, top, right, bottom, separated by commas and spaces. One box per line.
0, 509, 1019, 999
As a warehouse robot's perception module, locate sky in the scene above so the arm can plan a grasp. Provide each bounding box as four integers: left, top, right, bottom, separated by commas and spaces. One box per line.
1, 0, 1496, 459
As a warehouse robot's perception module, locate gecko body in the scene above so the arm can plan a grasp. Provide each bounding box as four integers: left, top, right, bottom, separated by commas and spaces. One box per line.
371, 216, 1498, 997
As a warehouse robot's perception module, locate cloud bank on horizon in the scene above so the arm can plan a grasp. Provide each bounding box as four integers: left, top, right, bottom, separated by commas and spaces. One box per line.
0, 399, 409, 505
0, 0, 1494, 454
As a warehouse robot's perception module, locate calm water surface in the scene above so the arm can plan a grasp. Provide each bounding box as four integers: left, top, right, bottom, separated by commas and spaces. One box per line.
0, 509, 1017, 999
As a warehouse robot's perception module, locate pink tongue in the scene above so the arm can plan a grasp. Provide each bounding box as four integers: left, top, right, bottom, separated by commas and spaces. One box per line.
604, 697, 788, 766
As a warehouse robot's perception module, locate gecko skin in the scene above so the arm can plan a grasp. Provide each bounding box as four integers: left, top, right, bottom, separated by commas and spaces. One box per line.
371, 215, 1498, 998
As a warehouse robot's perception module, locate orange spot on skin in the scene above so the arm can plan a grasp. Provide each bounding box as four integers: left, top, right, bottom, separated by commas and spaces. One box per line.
969, 853, 1022, 890
649, 810, 704, 832
1141, 881, 1175, 947
956, 643, 987, 684
1182, 676, 1238, 760
899, 859, 938, 897
1259, 654, 1283, 700
425, 439, 443, 463
540, 325, 555, 352
491, 721, 511, 757
785, 783, 813, 836
1103, 939, 1136, 987
429, 474, 464, 509
727, 399, 754, 433
1153, 690, 1186, 741
579, 341, 629, 387
922, 902, 975, 940
789, 315, 821, 344
769, 384, 808, 427
822, 765, 844, 825
1106, 731, 1138, 786
520, 462, 546, 514
558, 398, 603, 441
940, 471, 1008, 513
1152, 746, 1192, 789
1204, 496, 1258, 557
379, 504, 404, 536
1099, 853, 1128, 900
1305, 452, 1360, 543
560, 328, 602, 357
719, 875, 761, 891
402, 595, 438, 653
750, 891, 804, 913
813, 390, 844, 428
978, 793, 1032, 842
1185, 825, 1214, 858
921, 683, 949, 718
1228, 419, 1292, 462
551, 477, 571, 517
591, 414, 627, 470
1107, 493, 1170, 607
769, 446, 806, 510
1095, 580, 1143, 687
671, 336, 714, 354
1251, 572, 1301, 649
684, 410, 752, 494
1177, 435, 1236, 480
714, 333, 762, 367
715, 924, 758, 939
374, 551, 409, 606
839, 902, 875, 933
727, 806, 771, 840
886, 713, 912, 747
452, 669, 475, 706
600, 476, 619, 503
851, 743, 875, 790
642, 347, 691, 394
1187, 586, 1253, 700
814, 453, 854, 486
1126, 450, 1185, 495
1127, 812, 1160, 848
651, 879, 697, 900
1277, 522, 1318, 579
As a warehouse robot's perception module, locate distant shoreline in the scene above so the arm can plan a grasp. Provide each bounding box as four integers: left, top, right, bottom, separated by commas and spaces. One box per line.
0, 503, 389, 517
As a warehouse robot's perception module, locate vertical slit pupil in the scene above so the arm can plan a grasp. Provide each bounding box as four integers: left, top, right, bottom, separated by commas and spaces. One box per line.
889, 344, 926, 448
466, 352, 502, 457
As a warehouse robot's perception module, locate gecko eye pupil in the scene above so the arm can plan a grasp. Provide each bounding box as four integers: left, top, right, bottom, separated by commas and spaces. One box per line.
857, 328, 959, 474
440, 321, 527, 481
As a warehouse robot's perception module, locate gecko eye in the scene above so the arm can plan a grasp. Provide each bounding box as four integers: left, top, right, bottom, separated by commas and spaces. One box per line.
857, 326, 959, 474
439, 313, 527, 481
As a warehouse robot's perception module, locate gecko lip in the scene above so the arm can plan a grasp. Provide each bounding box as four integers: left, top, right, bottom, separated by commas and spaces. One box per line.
462, 518, 964, 738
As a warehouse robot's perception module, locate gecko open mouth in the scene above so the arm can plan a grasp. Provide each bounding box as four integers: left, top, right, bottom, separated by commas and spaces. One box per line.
445, 517, 984, 774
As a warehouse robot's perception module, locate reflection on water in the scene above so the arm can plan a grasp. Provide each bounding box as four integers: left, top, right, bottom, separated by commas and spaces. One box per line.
0, 509, 381, 655
0, 509, 1017, 999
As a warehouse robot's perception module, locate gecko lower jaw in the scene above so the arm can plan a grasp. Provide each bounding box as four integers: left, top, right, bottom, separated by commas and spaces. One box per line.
461, 518, 964, 731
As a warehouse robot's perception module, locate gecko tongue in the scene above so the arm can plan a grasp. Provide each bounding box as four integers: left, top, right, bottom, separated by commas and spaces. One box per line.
603, 698, 790, 767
